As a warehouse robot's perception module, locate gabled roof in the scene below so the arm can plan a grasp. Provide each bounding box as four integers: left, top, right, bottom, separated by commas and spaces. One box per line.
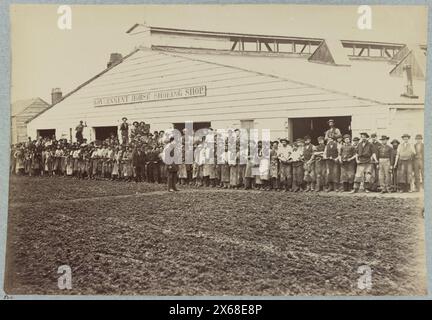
308, 39, 351, 66
25, 49, 140, 124
11, 97, 50, 117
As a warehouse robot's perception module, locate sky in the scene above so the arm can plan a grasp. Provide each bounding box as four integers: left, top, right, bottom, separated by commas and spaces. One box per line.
10, 4, 428, 103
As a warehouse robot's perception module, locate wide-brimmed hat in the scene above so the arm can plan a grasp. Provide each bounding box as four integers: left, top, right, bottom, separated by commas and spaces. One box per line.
327, 119, 335, 123
391, 139, 400, 145
343, 134, 351, 139
279, 138, 289, 143
401, 133, 410, 139
379, 135, 389, 141
133, 121, 139, 126
360, 132, 369, 138
415, 134, 423, 139
353, 137, 360, 142
122, 117, 128, 121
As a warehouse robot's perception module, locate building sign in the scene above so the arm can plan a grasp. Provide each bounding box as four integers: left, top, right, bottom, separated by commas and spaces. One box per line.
94, 85, 206, 107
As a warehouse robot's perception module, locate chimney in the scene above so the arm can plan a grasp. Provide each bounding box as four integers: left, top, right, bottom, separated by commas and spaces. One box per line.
107, 53, 123, 68
401, 64, 418, 99
51, 88, 63, 105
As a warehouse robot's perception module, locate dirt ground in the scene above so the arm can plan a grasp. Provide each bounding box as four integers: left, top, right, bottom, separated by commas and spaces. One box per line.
4, 175, 427, 296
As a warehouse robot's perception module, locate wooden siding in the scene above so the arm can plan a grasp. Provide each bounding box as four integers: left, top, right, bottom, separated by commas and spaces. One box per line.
28, 48, 402, 141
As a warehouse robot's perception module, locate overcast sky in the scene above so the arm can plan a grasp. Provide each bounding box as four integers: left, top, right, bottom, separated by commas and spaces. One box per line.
10, 4, 428, 103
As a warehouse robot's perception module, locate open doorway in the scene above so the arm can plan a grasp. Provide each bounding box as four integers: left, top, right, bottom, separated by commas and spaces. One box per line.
290, 116, 351, 144
173, 121, 211, 132
37, 129, 56, 139
94, 126, 118, 141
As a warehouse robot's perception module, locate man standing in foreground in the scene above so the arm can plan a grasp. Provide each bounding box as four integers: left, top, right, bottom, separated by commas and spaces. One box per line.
377, 135, 393, 193
277, 138, 293, 192
163, 136, 179, 192
395, 133, 416, 193
351, 132, 377, 193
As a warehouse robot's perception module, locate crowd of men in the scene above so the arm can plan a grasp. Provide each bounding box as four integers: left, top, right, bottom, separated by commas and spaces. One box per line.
10, 119, 424, 193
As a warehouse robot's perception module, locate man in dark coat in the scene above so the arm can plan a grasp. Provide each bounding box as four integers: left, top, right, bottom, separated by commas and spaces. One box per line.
164, 137, 179, 192
350, 132, 377, 193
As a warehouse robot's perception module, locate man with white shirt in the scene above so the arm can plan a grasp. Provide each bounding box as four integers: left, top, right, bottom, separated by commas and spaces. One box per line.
395, 133, 416, 192
277, 138, 293, 192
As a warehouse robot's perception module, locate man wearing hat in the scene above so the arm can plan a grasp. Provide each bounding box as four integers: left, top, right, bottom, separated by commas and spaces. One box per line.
75, 120, 87, 144
130, 121, 140, 141
119, 117, 129, 145
339, 134, 356, 192
413, 134, 424, 192
377, 135, 393, 193
291, 139, 305, 192
351, 132, 377, 193
277, 138, 293, 191
369, 133, 382, 192
313, 136, 326, 191
395, 134, 416, 192
269, 141, 280, 190
302, 135, 316, 192
323, 135, 339, 192
390, 139, 400, 192
324, 119, 341, 141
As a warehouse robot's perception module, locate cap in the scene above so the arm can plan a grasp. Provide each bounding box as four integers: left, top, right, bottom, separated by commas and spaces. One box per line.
401, 133, 411, 139
353, 137, 360, 142
379, 135, 389, 140
327, 119, 335, 123
415, 134, 423, 139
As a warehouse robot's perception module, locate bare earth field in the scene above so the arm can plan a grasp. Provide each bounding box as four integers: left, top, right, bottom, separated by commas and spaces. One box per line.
4, 175, 427, 296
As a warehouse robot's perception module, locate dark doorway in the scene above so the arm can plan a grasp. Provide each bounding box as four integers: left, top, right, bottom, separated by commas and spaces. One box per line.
291, 116, 351, 144
173, 122, 211, 132
94, 126, 118, 141
37, 129, 56, 139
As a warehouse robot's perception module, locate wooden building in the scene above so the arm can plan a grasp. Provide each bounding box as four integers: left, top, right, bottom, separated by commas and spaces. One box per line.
26, 26, 426, 143
11, 97, 50, 144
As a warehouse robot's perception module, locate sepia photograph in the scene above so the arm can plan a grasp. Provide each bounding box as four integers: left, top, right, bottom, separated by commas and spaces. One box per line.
3, 3, 428, 297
